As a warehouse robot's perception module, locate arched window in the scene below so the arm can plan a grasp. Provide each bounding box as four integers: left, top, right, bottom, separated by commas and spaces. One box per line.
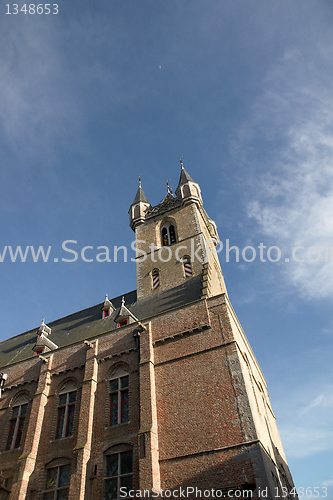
109, 368, 129, 426
56, 381, 77, 439
44, 458, 71, 500
152, 269, 160, 290
105, 445, 133, 500
161, 224, 176, 246
182, 185, 191, 198
6, 393, 29, 450
134, 205, 140, 219
182, 256, 193, 278
0, 470, 14, 498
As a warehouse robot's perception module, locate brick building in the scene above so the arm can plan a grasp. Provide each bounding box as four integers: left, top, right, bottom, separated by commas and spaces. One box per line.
0, 164, 295, 499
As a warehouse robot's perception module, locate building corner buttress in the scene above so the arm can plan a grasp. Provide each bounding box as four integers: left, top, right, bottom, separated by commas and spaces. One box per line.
69, 340, 99, 500
138, 322, 161, 492
10, 355, 53, 500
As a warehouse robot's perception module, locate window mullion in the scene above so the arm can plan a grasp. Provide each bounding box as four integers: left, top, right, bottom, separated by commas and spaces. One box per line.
63, 395, 69, 438
118, 382, 121, 424
56, 467, 60, 498
12, 412, 20, 450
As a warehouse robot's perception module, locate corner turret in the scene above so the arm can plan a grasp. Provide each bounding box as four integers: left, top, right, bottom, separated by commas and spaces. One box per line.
175, 159, 203, 205
129, 177, 151, 231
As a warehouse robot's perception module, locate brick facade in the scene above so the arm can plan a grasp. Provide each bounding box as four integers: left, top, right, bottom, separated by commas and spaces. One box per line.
0, 166, 295, 499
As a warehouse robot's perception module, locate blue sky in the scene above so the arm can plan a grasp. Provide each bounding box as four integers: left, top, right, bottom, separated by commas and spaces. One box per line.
1, 0, 333, 496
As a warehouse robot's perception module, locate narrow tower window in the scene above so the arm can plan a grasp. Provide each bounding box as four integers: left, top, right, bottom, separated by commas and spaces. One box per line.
182, 256, 193, 278
161, 224, 176, 246
152, 270, 160, 290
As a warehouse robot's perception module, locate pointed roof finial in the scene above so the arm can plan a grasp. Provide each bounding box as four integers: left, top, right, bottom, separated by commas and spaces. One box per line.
164, 179, 173, 195
105, 294, 108, 300
179, 157, 184, 169
138, 174, 141, 188
38, 318, 51, 336
121, 296, 125, 306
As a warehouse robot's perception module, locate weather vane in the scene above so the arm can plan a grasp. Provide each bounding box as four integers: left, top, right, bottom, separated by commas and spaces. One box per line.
179, 157, 184, 168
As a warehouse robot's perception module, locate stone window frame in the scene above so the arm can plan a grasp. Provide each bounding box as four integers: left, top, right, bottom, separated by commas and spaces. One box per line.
0, 469, 15, 499
106, 364, 131, 428
55, 380, 77, 440
43, 458, 71, 500
109, 368, 129, 427
159, 216, 178, 247
161, 223, 176, 246
5, 392, 30, 451
104, 444, 133, 500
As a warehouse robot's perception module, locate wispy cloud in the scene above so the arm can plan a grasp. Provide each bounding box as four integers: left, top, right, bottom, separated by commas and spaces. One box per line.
275, 384, 333, 459
0, 19, 86, 161
231, 45, 333, 299
323, 477, 333, 488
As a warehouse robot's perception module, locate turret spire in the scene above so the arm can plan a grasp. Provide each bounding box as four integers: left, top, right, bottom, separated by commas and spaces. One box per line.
132, 176, 148, 204
175, 160, 201, 203
129, 176, 151, 231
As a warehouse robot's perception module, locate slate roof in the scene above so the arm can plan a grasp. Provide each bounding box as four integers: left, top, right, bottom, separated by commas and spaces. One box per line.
178, 166, 194, 185
0, 275, 203, 369
132, 185, 149, 205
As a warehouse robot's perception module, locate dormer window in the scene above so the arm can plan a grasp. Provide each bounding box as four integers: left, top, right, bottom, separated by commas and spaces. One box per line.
32, 320, 58, 355
161, 224, 176, 246
102, 294, 114, 319
118, 319, 128, 328
115, 296, 138, 327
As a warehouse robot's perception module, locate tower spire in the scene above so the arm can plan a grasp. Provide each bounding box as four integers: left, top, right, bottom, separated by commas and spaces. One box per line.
132, 176, 149, 204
